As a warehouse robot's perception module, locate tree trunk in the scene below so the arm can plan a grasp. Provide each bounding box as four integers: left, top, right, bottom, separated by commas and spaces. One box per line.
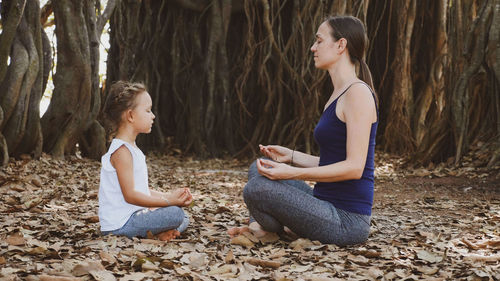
42, 0, 116, 159
451, 0, 494, 165
0, 0, 44, 163
486, 0, 500, 168
41, 0, 93, 158
412, 0, 450, 165
382, 0, 416, 153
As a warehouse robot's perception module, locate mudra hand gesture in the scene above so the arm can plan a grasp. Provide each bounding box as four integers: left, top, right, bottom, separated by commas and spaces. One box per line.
259, 144, 292, 163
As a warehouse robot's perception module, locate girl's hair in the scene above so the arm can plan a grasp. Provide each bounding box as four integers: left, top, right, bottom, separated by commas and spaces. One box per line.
325, 15, 376, 97
102, 80, 147, 138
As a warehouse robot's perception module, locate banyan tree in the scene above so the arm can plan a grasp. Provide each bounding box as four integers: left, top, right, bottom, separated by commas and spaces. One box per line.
0, 0, 498, 168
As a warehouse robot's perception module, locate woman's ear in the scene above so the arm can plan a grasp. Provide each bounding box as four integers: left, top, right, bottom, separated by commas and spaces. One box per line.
337, 38, 347, 53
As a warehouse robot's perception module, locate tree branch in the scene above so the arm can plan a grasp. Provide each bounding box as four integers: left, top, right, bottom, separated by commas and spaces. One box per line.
97, 0, 121, 36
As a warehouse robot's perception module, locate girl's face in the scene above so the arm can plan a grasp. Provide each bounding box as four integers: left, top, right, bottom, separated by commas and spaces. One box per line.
130, 91, 155, 134
310, 22, 341, 69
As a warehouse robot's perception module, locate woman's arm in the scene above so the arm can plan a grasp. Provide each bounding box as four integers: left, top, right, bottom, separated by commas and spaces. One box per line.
258, 84, 376, 182
259, 145, 319, 168
111, 146, 191, 207
289, 150, 320, 168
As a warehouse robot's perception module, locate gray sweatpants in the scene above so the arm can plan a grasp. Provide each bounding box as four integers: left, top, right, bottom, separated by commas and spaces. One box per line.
243, 160, 371, 246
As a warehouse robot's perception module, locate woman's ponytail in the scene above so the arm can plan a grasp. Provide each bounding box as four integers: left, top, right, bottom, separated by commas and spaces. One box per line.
358, 59, 377, 105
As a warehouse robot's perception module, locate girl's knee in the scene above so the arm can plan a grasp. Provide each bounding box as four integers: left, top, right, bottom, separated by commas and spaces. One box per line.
169, 206, 186, 226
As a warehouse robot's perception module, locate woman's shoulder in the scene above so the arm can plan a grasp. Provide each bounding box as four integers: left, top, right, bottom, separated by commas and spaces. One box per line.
347, 81, 373, 95
340, 82, 377, 121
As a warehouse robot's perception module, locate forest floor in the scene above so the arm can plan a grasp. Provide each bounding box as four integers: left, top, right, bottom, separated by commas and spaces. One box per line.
0, 151, 498, 281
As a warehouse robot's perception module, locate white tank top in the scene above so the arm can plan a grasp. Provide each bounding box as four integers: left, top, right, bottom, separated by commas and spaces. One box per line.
98, 138, 151, 231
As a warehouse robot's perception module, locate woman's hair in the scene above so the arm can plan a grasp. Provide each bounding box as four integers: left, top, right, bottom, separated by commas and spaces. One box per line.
102, 81, 147, 138
325, 15, 375, 94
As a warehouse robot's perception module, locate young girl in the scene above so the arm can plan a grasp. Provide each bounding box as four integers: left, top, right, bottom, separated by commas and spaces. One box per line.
98, 81, 192, 241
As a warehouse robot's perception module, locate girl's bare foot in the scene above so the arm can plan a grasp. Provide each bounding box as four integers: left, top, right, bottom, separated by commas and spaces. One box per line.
156, 229, 180, 241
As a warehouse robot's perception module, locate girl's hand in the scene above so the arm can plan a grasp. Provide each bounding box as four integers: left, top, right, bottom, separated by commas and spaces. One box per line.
183, 188, 193, 206
259, 144, 292, 163
256, 158, 296, 180
166, 188, 193, 207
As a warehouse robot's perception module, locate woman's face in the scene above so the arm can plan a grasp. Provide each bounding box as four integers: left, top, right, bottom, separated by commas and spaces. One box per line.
310, 22, 340, 69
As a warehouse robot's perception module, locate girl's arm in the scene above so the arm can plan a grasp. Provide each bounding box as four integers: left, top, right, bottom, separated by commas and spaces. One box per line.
151, 189, 193, 206
257, 84, 375, 182
111, 146, 191, 207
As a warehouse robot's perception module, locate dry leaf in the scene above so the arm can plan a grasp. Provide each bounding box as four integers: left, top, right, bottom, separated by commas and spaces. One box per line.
5, 233, 25, 246
72, 261, 105, 277
208, 264, 235, 275
461, 238, 479, 250
180, 252, 208, 269
347, 254, 370, 265
99, 251, 117, 264
230, 235, 254, 247
31, 176, 42, 187
289, 264, 311, 272
475, 238, 500, 249
244, 257, 281, 269
354, 249, 381, 258
416, 250, 443, 263
367, 268, 384, 279
414, 265, 439, 275
225, 249, 234, 263
89, 270, 117, 281
119, 272, 150, 281
463, 254, 500, 262
83, 216, 99, 223
28, 246, 49, 256
241, 231, 259, 243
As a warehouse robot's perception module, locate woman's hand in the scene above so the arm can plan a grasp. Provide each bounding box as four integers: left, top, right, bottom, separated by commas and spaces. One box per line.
259, 144, 292, 163
256, 158, 297, 180
166, 188, 193, 207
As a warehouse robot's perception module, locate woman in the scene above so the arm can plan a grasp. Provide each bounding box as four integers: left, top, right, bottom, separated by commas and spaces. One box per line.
229, 15, 378, 246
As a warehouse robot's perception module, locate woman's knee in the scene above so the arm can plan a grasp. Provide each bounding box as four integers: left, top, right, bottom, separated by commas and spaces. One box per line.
243, 178, 260, 202
247, 160, 259, 180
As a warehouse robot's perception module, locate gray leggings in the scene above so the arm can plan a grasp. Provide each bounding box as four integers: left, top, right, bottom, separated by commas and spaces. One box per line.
243, 160, 370, 246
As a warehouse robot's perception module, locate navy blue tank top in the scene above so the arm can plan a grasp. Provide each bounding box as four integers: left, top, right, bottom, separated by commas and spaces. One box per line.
313, 82, 378, 216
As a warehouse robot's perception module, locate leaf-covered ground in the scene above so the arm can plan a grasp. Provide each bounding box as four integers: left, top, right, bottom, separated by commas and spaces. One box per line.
0, 152, 498, 281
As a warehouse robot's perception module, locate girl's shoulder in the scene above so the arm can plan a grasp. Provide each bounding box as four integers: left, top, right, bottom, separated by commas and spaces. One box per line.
108, 138, 141, 154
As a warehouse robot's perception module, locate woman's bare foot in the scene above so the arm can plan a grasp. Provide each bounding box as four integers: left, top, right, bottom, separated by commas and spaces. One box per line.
156, 229, 180, 241
227, 226, 250, 238
228, 222, 271, 238
248, 222, 269, 238
283, 226, 299, 240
